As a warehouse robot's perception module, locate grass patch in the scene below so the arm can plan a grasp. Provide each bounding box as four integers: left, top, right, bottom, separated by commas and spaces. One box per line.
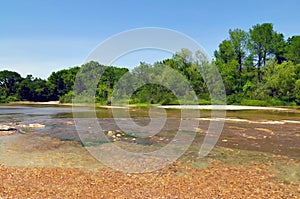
59, 137, 75, 142
191, 161, 210, 170
122, 132, 139, 138
207, 147, 273, 165
270, 163, 300, 183
80, 138, 110, 147
136, 140, 154, 146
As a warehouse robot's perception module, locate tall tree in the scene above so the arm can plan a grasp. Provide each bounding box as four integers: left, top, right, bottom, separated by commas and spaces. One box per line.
263, 61, 296, 101
285, 36, 300, 64
214, 40, 235, 65
249, 23, 274, 82
0, 70, 22, 95
47, 66, 80, 99
214, 30, 248, 93
271, 32, 287, 64
229, 29, 248, 72
17, 75, 52, 102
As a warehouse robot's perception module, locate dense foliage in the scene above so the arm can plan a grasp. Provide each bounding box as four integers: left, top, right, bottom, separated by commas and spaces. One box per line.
214, 23, 300, 105
1, 23, 299, 105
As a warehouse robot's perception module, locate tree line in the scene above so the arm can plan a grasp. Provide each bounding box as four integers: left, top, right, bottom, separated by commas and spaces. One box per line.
214, 23, 300, 105
1, 23, 299, 105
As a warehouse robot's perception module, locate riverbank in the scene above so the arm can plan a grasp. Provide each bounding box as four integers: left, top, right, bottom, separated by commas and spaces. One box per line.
8, 101, 61, 105
7, 101, 128, 109
158, 104, 290, 111
7, 101, 299, 112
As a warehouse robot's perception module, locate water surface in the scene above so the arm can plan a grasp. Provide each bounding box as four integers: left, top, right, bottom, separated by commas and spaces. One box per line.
0, 104, 299, 170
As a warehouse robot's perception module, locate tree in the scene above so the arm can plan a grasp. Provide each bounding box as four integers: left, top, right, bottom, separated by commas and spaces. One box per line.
96, 66, 128, 104
229, 29, 248, 72
271, 32, 287, 64
0, 70, 22, 95
249, 23, 274, 82
295, 79, 300, 104
214, 40, 235, 65
47, 66, 80, 99
214, 35, 244, 94
285, 36, 300, 64
263, 61, 296, 101
17, 75, 52, 102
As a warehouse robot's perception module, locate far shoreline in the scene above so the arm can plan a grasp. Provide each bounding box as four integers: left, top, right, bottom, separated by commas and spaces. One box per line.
5, 101, 299, 112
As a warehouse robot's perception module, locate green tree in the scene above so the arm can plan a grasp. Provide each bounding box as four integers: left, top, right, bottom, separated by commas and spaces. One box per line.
295, 79, 300, 104
263, 61, 296, 101
96, 66, 128, 104
271, 32, 287, 64
229, 29, 248, 72
0, 70, 22, 102
0, 70, 22, 95
214, 40, 235, 65
249, 23, 275, 82
285, 36, 300, 64
47, 66, 80, 99
17, 75, 52, 102
214, 38, 241, 95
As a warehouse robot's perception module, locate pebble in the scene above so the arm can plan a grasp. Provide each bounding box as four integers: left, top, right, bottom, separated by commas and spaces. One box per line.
107, 131, 114, 136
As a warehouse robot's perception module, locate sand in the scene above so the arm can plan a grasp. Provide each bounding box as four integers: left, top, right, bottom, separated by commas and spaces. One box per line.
158, 105, 289, 111
7, 101, 293, 111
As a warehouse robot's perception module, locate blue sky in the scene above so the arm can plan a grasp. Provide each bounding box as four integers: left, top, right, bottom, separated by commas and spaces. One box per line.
0, 0, 299, 78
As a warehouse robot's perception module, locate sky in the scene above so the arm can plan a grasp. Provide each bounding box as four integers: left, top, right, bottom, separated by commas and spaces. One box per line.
0, 0, 299, 79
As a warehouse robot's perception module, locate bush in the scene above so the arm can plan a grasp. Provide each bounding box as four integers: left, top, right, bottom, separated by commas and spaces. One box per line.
240, 99, 269, 106
59, 91, 74, 103
240, 99, 296, 106
198, 99, 211, 105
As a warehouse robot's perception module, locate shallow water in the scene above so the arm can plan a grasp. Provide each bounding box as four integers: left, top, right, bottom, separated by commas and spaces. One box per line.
0, 104, 299, 170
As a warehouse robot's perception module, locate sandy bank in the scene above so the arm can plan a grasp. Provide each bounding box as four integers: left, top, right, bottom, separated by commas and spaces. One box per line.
158, 105, 289, 111
9, 101, 60, 105
7, 102, 298, 112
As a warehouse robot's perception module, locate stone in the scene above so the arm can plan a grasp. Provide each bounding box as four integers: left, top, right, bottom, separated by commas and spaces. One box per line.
0, 125, 12, 131
0, 125, 17, 136
107, 131, 114, 136
28, 123, 45, 128
18, 123, 45, 128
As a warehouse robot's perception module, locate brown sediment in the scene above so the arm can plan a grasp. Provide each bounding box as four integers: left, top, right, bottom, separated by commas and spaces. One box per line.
0, 161, 299, 198
1, 132, 299, 198
0, 133, 299, 198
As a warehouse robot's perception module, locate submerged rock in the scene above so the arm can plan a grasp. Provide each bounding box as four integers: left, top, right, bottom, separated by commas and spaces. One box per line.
104, 130, 138, 143
107, 131, 114, 136
0, 123, 45, 136
18, 123, 45, 128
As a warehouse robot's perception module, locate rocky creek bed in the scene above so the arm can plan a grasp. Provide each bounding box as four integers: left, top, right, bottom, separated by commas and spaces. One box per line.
0, 105, 299, 198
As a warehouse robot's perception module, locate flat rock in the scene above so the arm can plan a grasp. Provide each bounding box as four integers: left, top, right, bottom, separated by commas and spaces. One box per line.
18, 123, 45, 128
0, 125, 12, 131
0, 125, 17, 131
